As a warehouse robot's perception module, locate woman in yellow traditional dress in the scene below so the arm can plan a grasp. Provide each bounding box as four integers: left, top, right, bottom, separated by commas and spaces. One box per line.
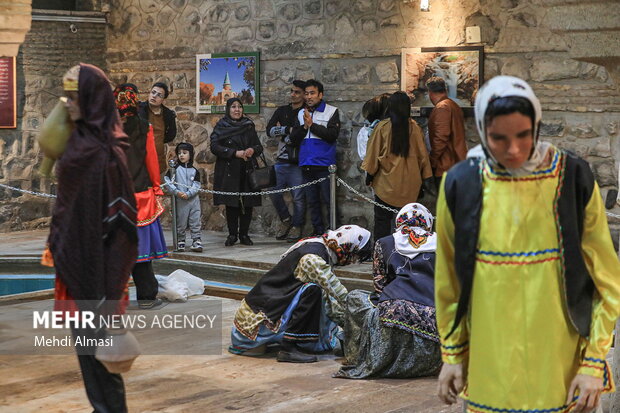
435, 76, 620, 413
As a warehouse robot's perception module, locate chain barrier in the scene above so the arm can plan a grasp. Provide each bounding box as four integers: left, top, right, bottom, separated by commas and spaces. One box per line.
168, 176, 328, 197
336, 177, 400, 214
0, 183, 57, 199
1, 180, 620, 220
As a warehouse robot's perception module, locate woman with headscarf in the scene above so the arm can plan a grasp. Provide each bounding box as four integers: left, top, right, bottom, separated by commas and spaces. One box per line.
229, 225, 372, 363
362, 91, 434, 241
46, 64, 138, 413
435, 76, 620, 413
114, 83, 167, 309
335, 203, 441, 379
210, 98, 263, 246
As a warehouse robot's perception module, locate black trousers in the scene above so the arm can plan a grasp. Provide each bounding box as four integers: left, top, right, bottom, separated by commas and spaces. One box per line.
283, 284, 322, 342
73, 327, 127, 413
373, 195, 397, 241
226, 206, 253, 237
132, 261, 158, 301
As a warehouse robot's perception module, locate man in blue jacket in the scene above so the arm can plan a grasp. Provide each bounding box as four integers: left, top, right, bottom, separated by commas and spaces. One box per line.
290, 79, 341, 235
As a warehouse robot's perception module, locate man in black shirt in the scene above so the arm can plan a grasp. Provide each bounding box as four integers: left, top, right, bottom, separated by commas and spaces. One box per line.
266, 80, 307, 242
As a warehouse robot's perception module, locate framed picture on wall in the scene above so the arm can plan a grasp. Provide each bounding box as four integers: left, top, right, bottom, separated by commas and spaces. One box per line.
401, 46, 483, 116
196, 52, 260, 114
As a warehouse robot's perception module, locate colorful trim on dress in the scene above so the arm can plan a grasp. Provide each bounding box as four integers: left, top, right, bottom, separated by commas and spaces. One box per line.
136, 250, 168, 263
476, 248, 561, 266
380, 318, 439, 341
485, 150, 560, 180
137, 197, 164, 227
441, 341, 469, 350
378, 300, 439, 342
282, 332, 319, 341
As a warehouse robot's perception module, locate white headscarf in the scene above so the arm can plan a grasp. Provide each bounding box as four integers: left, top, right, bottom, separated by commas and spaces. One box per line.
474, 75, 551, 177
392, 203, 437, 259
282, 225, 372, 266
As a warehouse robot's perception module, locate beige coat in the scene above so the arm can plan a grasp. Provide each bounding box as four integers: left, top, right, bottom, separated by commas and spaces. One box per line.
362, 118, 432, 207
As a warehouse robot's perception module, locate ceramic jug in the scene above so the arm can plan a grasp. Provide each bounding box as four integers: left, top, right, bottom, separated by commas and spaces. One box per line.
38, 97, 73, 177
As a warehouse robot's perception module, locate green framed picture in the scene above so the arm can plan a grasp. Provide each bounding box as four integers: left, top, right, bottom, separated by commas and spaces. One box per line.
195, 51, 260, 114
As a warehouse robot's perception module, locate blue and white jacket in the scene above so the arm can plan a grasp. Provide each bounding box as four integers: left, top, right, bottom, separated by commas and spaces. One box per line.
290, 100, 340, 167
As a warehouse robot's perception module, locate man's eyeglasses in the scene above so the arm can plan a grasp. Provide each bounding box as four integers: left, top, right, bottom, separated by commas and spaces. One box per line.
150, 90, 165, 99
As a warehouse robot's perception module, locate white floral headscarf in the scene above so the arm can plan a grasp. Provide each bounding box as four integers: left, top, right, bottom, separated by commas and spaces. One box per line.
282, 225, 371, 266
393, 203, 436, 259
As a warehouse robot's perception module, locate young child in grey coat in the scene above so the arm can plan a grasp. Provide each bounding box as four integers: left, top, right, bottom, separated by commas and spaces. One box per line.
163, 142, 203, 252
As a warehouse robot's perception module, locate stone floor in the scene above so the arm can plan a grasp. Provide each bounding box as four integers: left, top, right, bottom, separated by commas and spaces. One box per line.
0, 296, 462, 413
0, 230, 463, 413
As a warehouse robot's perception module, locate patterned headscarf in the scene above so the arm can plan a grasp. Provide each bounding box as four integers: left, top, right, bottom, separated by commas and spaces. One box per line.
282, 225, 372, 266
393, 203, 436, 259
113, 83, 139, 119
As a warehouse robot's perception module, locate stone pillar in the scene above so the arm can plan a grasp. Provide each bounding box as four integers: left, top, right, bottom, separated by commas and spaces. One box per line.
0, 0, 32, 57
0, 0, 32, 56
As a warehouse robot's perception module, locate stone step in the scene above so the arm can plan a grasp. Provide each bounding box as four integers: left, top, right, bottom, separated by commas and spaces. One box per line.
154, 256, 374, 294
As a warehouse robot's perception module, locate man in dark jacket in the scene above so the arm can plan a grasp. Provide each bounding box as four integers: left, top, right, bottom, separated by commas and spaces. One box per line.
290, 79, 341, 235
138, 82, 177, 173
266, 80, 306, 242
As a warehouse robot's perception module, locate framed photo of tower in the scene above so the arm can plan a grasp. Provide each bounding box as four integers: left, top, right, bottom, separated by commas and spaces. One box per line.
196, 52, 260, 114
401, 46, 483, 116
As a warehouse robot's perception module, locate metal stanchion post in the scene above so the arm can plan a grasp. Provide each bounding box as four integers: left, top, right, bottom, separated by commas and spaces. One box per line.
168, 159, 178, 250
328, 164, 337, 230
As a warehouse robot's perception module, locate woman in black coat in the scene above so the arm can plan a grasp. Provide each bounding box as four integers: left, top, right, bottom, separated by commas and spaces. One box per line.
210, 98, 263, 246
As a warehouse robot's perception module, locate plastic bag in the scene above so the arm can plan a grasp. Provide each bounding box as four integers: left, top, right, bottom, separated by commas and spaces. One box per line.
155, 270, 205, 302
168, 269, 205, 297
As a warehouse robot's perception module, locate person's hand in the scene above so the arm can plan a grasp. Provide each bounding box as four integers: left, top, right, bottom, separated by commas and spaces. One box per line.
178, 192, 188, 200
438, 363, 466, 405
235, 150, 248, 161
244, 147, 255, 158
303, 109, 313, 129
567, 374, 603, 412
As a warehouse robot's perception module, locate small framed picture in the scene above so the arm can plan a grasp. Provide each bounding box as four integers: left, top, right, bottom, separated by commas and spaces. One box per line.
196, 52, 260, 114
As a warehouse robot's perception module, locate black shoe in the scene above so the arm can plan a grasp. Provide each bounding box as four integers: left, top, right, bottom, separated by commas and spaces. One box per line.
225, 235, 237, 246
239, 235, 253, 246
276, 349, 318, 363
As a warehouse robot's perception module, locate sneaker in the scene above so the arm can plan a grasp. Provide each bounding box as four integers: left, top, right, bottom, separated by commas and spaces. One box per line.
190, 239, 203, 252
138, 298, 164, 310
286, 226, 302, 243
275, 217, 292, 240
177, 240, 185, 252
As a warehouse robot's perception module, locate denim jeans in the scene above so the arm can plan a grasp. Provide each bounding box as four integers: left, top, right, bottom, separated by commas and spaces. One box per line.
269, 163, 306, 227
302, 167, 331, 233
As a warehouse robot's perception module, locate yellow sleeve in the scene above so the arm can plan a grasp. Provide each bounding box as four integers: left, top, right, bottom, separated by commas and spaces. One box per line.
576, 182, 620, 385
435, 175, 470, 364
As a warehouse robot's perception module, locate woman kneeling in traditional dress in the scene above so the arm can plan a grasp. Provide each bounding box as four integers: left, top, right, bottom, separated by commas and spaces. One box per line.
229, 225, 372, 363
335, 203, 442, 379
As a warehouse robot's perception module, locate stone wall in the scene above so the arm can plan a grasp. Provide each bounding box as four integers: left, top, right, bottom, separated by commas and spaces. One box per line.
0, 12, 107, 231
0, 0, 618, 244
104, 0, 619, 242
